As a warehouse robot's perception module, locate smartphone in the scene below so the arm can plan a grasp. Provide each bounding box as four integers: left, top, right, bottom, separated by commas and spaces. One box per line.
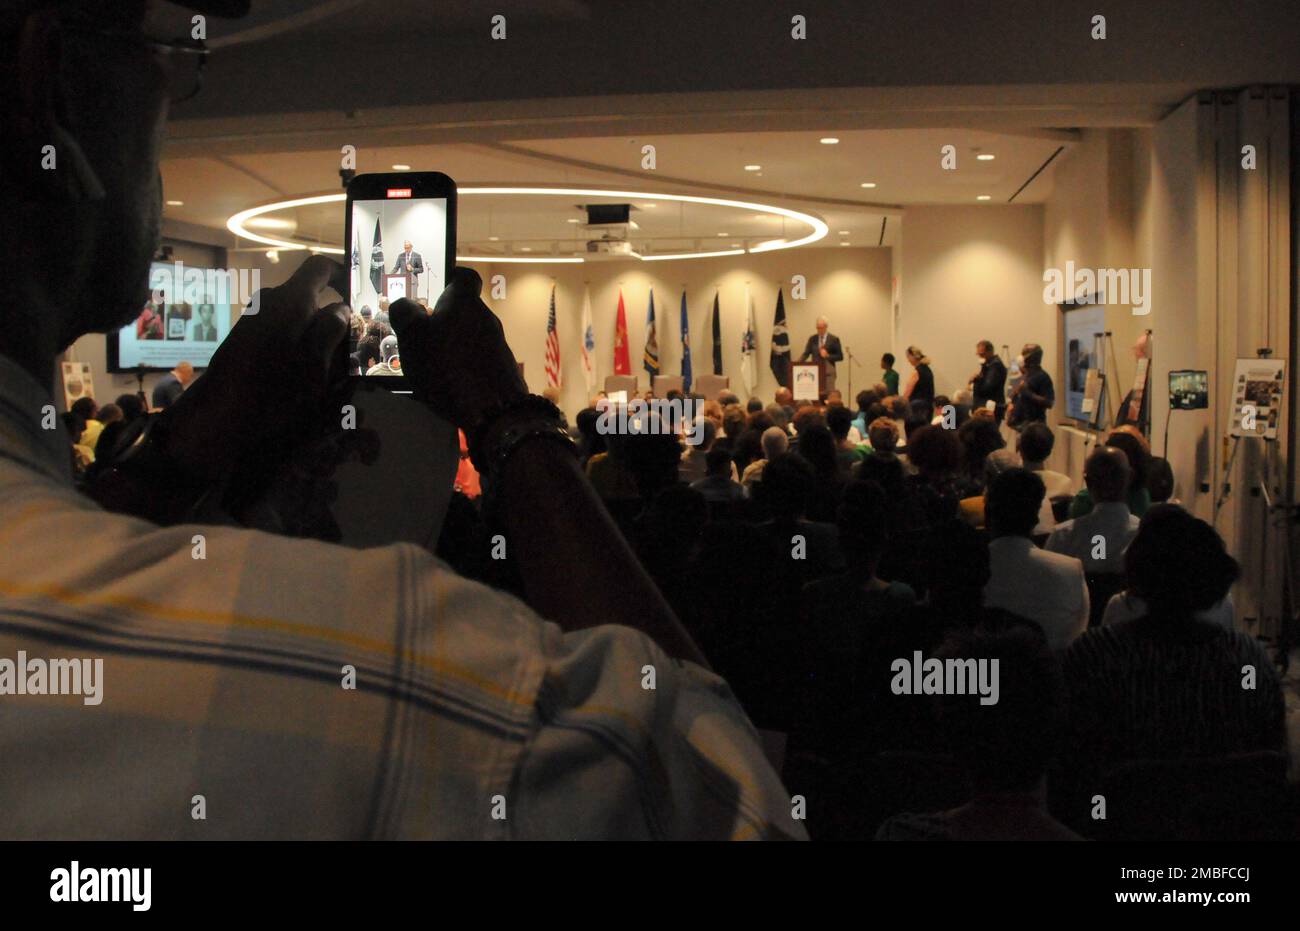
343, 171, 457, 385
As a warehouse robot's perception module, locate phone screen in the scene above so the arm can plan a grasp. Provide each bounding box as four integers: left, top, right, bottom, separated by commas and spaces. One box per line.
346, 186, 450, 378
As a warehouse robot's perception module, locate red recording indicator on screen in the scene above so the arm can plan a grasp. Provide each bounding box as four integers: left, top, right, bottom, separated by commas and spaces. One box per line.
386, 188, 413, 198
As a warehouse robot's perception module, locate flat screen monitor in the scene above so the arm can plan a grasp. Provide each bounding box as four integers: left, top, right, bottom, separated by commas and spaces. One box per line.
107, 261, 237, 372
1169, 369, 1209, 410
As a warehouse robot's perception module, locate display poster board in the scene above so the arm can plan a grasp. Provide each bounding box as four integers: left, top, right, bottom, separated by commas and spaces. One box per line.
1229, 357, 1286, 439
1081, 369, 1104, 426
61, 361, 95, 411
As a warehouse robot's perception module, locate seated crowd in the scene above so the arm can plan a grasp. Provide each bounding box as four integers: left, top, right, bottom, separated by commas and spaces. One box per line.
67, 372, 1290, 841
441, 383, 1290, 841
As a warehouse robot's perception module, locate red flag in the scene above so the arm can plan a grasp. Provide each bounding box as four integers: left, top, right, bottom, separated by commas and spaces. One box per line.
613, 290, 631, 375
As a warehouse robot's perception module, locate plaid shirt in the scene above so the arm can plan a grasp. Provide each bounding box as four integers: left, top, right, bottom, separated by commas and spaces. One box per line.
0, 354, 803, 840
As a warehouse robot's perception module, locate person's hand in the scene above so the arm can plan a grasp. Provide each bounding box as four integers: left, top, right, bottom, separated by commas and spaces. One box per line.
819, 347, 829, 359
158, 254, 351, 483
389, 267, 527, 436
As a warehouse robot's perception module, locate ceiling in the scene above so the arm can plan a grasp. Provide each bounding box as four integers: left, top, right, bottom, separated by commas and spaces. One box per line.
162, 126, 1071, 256
157, 0, 1298, 260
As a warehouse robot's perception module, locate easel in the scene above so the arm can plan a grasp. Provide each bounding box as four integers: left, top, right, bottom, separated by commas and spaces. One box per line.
1215, 431, 1299, 669
133, 364, 149, 409
1081, 330, 1121, 433
1214, 349, 1297, 670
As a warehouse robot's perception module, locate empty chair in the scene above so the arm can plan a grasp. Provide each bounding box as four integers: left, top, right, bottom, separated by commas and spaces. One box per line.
694, 373, 730, 400
603, 374, 638, 397
652, 375, 685, 397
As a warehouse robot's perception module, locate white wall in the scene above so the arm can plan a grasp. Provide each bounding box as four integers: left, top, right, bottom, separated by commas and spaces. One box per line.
61, 246, 892, 425
1040, 114, 1209, 509
895, 204, 1047, 400
1142, 101, 1207, 513
482, 248, 893, 421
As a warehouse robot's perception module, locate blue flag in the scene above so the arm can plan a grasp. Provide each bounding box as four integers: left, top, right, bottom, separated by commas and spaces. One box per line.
680, 290, 692, 393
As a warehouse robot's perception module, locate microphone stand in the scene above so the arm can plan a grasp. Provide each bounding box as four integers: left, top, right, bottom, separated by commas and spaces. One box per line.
845, 345, 862, 398
134, 364, 148, 408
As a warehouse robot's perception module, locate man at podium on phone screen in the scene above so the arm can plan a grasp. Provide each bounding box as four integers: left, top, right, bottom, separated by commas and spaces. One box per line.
391, 239, 424, 299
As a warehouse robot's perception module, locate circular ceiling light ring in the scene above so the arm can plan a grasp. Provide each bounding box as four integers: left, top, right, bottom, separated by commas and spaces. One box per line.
227, 186, 828, 262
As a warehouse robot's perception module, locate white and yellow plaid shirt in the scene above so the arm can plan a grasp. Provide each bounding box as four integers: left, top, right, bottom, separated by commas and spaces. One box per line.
0, 354, 803, 840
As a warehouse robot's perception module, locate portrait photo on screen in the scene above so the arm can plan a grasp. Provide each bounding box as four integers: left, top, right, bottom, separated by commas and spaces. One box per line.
111, 262, 236, 371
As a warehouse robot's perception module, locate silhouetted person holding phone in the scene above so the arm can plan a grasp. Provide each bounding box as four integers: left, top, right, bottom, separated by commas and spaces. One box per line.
0, 0, 798, 840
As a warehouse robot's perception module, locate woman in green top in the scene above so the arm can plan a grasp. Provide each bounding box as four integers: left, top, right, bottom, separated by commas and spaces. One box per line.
881, 352, 900, 396
1069, 427, 1153, 518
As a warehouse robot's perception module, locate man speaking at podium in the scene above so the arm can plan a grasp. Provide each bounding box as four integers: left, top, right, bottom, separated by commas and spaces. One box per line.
392, 239, 424, 298
799, 316, 844, 393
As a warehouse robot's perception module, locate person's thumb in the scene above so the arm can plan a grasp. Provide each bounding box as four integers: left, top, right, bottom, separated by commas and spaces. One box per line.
301, 301, 351, 369
388, 297, 426, 339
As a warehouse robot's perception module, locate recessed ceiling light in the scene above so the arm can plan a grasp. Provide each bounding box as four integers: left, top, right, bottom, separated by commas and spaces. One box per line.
166, 200, 184, 206
820, 137, 839, 145
838, 230, 850, 235
744, 164, 762, 171
977, 195, 992, 201
841, 242, 851, 246
730, 243, 740, 248
640, 203, 657, 209
488, 236, 499, 241
976, 154, 996, 161
860, 182, 876, 189
392, 164, 411, 170
566, 218, 581, 223
520, 246, 532, 252
717, 232, 729, 237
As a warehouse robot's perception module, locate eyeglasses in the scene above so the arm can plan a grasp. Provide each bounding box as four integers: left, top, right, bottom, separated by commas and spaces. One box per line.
61, 26, 210, 104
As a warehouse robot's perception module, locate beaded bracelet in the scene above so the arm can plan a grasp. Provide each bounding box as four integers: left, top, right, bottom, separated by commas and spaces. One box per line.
469, 394, 577, 484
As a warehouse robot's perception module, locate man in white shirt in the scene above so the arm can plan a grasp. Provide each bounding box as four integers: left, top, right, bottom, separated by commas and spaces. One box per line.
1018, 427, 1073, 498
1045, 446, 1140, 573
1016, 422, 1072, 532
983, 469, 1089, 651
0, 0, 800, 841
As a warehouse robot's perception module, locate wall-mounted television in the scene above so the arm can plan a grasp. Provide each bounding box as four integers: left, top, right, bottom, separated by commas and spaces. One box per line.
1169, 370, 1209, 410
107, 261, 236, 373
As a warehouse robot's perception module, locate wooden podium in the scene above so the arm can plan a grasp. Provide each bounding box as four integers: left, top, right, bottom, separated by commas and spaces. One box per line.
383, 272, 418, 303
790, 360, 830, 401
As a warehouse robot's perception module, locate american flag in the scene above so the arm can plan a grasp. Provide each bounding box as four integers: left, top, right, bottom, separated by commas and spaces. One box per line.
544, 285, 561, 388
